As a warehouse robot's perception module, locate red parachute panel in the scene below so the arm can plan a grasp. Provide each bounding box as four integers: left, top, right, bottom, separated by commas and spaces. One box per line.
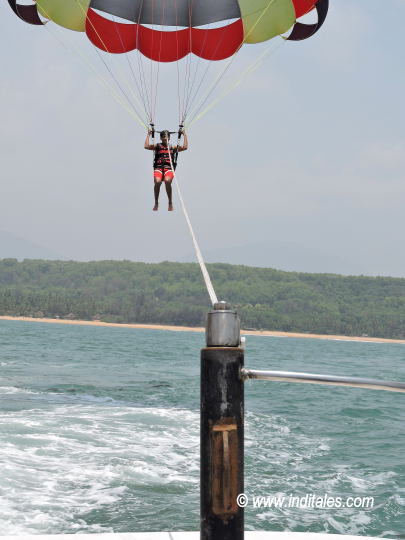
137, 26, 191, 62
292, 0, 316, 18
86, 9, 138, 53
192, 22, 244, 61
86, 9, 243, 62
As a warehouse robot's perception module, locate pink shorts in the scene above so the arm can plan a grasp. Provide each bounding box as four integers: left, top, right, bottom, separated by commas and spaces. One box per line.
154, 168, 174, 181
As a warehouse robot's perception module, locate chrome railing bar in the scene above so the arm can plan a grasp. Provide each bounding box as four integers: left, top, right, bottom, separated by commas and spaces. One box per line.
241, 368, 405, 393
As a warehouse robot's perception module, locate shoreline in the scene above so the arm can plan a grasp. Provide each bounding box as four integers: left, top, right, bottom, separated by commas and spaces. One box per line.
0, 315, 404, 344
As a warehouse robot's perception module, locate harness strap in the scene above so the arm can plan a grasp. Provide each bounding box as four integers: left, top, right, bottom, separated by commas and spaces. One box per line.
154, 143, 177, 169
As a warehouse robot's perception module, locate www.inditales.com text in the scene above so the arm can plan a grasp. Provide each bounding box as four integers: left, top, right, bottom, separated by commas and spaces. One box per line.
236, 493, 374, 509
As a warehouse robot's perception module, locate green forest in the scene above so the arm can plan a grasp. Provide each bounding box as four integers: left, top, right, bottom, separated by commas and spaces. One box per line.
0, 258, 404, 339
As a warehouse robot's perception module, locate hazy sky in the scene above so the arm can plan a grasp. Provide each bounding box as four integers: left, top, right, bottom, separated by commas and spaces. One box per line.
1, 0, 404, 277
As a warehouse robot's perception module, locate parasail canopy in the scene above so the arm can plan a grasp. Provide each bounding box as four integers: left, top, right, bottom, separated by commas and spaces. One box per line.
9, 0, 329, 61
8, 0, 329, 126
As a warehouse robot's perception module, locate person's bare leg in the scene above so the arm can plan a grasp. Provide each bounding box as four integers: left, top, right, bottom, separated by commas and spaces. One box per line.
153, 179, 162, 211
165, 180, 173, 211
164, 171, 174, 211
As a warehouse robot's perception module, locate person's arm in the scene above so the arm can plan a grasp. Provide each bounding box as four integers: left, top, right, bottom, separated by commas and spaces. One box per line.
178, 130, 188, 152
144, 130, 155, 150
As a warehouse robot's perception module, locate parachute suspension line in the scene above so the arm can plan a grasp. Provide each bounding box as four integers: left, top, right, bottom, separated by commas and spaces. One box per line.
185, 51, 243, 124
167, 146, 218, 307
42, 20, 146, 128
184, 51, 238, 125
174, 0, 189, 125
181, 26, 209, 120
182, 21, 233, 123
180, 50, 191, 122
186, 0, 281, 124
152, 54, 161, 123
108, 16, 149, 122
135, 0, 153, 122
188, 37, 286, 127
180, 0, 207, 120
136, 51, 152, 122
112, 15, 151, 123
92, 46, 143, 117
152, 0, 166, 123
175, 0, 182, 125
181, 30, 193, 122
73, 0, 146, 120
149, 0, 156, 121
174, 0, 190, 122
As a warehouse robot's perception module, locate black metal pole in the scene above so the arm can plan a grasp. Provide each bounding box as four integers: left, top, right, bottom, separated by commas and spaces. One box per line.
201, 301, 244, 540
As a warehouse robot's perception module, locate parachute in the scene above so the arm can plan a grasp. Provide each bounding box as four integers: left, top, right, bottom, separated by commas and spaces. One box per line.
8, 0, 329, 125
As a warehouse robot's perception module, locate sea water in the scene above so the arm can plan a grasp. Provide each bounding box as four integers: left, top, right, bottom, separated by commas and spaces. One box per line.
0, 320, 404, 537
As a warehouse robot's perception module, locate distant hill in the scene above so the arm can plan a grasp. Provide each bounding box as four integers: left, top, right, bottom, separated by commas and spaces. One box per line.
0, 231, 63, 260
0, 259, 404, 339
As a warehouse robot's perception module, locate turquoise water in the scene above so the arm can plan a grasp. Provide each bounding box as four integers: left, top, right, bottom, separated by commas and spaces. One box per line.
0, 320, 404, 537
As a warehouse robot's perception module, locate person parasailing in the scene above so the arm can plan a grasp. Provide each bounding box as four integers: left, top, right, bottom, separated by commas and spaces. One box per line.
144, 127, 188, 212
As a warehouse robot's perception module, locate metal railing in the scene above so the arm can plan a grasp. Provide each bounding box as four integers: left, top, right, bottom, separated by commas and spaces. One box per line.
242, 368, 405, 393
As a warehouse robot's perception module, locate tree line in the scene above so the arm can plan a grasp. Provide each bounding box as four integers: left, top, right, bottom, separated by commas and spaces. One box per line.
0, 258, 404, 339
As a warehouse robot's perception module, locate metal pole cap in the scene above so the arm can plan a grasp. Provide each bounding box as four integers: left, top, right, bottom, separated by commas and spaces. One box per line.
206, 300, 240, 347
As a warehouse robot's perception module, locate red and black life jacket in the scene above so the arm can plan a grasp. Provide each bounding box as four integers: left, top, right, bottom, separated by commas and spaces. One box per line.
153, 143, 178, 169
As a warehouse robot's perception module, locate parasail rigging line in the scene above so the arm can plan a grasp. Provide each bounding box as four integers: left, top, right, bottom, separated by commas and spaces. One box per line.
133, 0, 153, 121
184, 0, 318, 125
174, 0, 197, 125
184, 0, 285, 125
112, 15, 152, 122
166, 138, 218, 307
181, 19, 237, 123
73, 0, 150, 124
149, 0, 156, 121
180, 0, 257, 124
152, 0, 164, 122
188, 37, 286, 127
80, 4, 150, 123
93, 46, 144, 118
42, 22, 147, 128
187, 0, 321, 125
174, 0, 182, 125
177, 0, 195, 122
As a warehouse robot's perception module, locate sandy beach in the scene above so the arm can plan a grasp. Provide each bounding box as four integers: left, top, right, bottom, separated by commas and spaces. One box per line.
0, 315, 404, 344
